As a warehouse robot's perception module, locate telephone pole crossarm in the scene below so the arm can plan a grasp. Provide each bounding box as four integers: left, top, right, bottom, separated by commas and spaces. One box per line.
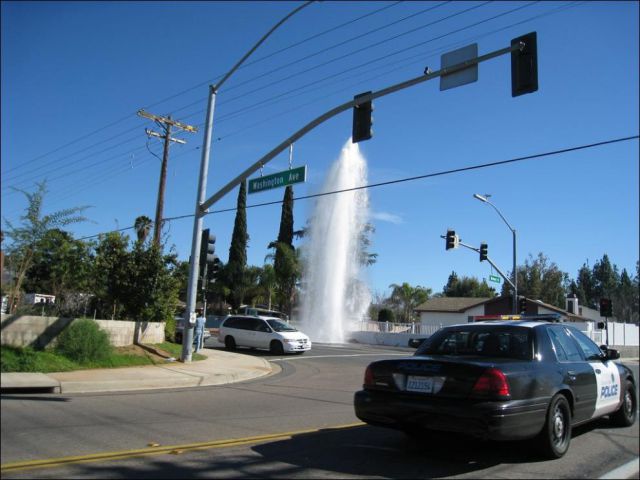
138, 109, 198, 133
139, 110, 197, 245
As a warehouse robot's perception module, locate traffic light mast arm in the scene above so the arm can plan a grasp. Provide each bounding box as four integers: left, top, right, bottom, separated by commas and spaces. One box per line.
440, 236, 516, 290
201, 41, 524, 213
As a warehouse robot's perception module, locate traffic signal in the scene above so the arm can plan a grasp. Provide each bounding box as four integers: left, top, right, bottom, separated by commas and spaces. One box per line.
479, 243, 488, 262
599, 298, 612, 317
511, 32, 538, 97
209, 256, 222, 283
199, 228, 216, 279
519, 297, 527, 313
352, 91, 373, 143
445, 230, 456, 250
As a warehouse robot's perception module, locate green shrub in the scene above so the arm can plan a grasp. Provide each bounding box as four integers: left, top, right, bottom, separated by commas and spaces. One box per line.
56, 319, 112, 363
165, 315, 176, 342
378, 308, 395, 323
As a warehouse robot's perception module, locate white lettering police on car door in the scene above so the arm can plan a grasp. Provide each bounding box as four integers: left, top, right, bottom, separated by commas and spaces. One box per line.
590, 360, 621, 418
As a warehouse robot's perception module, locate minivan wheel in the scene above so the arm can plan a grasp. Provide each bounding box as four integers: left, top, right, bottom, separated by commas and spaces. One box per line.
270, 340, 284, 355
538, 394, 572, 459
610, 382, 637, 427
224, 336, 236, 350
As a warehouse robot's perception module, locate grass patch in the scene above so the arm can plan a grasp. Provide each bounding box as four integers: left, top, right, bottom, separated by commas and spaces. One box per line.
1, 346, 77, 373
153, 342, 207, 361
1, 342, 207, 373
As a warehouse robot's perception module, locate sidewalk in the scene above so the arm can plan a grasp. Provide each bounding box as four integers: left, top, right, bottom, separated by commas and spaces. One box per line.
0, 347, 275, 394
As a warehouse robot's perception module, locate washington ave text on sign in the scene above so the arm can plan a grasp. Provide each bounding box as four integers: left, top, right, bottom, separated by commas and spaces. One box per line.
248, 165, 307, 194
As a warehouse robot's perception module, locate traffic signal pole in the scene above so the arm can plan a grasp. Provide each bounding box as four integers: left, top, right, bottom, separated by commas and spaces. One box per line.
200, 40, 526, 213
180, 1, 315, 363
183, 35, 533, 361
441, 235, 516, 293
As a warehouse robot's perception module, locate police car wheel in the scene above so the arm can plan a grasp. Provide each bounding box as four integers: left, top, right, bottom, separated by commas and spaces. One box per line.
538, 394, 572, 459
610, 382, 637, 427
224, 336, 236, 350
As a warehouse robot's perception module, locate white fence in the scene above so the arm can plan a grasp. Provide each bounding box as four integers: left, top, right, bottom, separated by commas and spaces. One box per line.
357, 321, 442, 336
352, 320, 639, 347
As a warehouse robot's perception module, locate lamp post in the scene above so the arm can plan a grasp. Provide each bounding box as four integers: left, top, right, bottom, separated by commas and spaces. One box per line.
181, 1, 315, 363
473, 194, 517, 314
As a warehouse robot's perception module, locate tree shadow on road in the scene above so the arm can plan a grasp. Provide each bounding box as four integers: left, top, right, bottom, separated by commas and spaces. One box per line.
4, 424, 570, 479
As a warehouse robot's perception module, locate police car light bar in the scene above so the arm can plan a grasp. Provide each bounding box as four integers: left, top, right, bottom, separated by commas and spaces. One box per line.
471, 314, 563, 323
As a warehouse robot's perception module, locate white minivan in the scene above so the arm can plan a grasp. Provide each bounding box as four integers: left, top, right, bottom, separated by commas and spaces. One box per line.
218, 315, 311, 354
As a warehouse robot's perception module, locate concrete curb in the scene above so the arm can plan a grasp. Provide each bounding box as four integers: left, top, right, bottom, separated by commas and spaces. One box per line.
0, 348, 275, 394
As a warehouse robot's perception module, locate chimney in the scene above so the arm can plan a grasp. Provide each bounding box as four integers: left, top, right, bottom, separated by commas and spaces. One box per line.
566, 294, 578, 315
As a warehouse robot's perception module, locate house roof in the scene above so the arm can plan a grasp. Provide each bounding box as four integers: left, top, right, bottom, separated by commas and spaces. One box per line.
415, 297, 492, 313
416, 295, 592, 322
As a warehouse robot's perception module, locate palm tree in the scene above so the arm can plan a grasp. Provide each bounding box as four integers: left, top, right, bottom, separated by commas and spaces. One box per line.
134, 216, 153, 244
258, 264, 277, 310
388, 282, 432, 323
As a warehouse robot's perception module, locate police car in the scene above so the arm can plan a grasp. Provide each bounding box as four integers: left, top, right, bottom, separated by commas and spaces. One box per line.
354, 315, 637, 459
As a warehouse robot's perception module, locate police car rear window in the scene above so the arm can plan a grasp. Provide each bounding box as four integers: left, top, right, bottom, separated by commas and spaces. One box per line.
416, 326, 532, 360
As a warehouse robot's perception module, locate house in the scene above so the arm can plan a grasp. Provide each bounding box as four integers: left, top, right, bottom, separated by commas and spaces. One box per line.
415, 295, 593, 328
23, 293, 56, 305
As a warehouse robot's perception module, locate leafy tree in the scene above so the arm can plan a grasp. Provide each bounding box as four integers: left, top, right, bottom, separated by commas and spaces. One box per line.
575, 262, 595, 308
378, 308, 395, 322
227, 180, 248, 309
388, 282, 431, 323
359, 222, 378, 267
593, 254, 619, 302
91, 232, 131, 319
124, 243, 180, 323
614, 268, 638, 323
134, 215, 153, 244
2, 181, 90, 312
22, 229, 93, 315
442, 271, 496, 298
502, 253, 569, 308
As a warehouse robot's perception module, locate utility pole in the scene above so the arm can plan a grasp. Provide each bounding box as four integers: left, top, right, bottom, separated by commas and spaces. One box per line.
138, 110, 197, 246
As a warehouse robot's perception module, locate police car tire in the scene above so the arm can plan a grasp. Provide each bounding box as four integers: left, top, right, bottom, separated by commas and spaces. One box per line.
538, 394, 572, 459
609, 382, 637, 428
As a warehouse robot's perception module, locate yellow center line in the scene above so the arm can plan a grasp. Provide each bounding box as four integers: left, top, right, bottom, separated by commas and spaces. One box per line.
0, 422, 366, 473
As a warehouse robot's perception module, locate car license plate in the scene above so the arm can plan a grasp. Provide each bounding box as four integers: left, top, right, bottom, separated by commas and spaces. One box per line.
406, 375, 445, 394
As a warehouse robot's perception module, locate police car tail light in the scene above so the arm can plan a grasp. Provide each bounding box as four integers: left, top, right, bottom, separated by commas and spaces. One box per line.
472, 368, 511, 398
364, 366, 375, 387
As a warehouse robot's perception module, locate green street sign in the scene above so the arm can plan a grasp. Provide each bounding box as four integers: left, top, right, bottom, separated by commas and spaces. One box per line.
489, 275, 501, 283
248, 165, 307, 194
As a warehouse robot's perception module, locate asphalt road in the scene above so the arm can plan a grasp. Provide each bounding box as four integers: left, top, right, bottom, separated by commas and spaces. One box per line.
1, 342, 638, 479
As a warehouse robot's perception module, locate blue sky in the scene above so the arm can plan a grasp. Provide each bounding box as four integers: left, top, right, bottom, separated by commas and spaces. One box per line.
2, 1, 638, 298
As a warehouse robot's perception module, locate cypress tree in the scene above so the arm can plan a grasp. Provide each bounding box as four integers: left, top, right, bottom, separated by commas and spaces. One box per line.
227, 180, 248, 309
274, 186, 295, 315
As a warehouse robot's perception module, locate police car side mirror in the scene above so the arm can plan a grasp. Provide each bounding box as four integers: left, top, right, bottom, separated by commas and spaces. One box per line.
606, 348, 620, 360
600, 346, 620, 360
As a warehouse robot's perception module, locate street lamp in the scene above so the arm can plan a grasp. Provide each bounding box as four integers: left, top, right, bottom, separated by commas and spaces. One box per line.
473, 194, 517, 314
181, 1, 315, 363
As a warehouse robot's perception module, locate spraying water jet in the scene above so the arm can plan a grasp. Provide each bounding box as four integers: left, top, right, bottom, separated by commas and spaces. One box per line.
300, 139, 372, 344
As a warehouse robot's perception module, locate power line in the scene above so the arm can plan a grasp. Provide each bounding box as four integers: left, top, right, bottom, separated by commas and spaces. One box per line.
75, 135, 639, 241
1, 1, 504, 182
2, 2, 577, 198
5, 1, 402, 173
